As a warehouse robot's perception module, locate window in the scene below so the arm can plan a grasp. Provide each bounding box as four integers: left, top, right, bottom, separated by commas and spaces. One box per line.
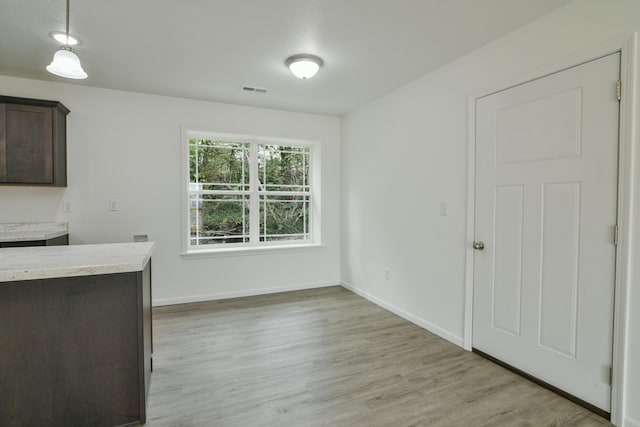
183, 131, 318, 252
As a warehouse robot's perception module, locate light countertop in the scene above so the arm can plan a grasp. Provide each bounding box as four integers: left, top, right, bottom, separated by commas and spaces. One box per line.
0, 222, 68, 242
0, 242, 154, 282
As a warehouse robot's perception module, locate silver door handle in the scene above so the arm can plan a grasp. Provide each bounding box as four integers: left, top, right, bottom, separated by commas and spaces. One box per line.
473, 241, 485, 250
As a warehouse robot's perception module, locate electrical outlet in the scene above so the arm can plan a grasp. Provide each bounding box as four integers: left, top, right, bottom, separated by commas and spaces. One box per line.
63, 201, 72, 212
131, 232, 150, 242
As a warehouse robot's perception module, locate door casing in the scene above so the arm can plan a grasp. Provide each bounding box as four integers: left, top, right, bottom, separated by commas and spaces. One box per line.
464, 33, 637, 426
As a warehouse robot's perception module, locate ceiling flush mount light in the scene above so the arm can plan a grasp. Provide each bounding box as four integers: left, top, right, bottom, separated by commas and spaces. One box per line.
285, 54, 323, 79
46, 0, 87, 79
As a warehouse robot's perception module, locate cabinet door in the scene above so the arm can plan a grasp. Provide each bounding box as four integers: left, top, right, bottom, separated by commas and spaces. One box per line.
0, 104, 5, 180
0, 104, 53, 184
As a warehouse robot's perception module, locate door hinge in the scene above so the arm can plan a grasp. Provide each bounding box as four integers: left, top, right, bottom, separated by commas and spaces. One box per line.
609, 366, 613, 385
614, 224, 619, 246
617, 80, 622, 101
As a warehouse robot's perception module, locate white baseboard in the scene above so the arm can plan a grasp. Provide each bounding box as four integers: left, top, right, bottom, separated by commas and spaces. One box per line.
340, 281, 464, 347
153, 281, 339, 306
625, 417, 640, 427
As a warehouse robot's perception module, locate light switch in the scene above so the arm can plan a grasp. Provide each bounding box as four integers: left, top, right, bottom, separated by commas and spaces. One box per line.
440, 202, 448, 216
109, 200, 119, 211
63, 201, 72, 212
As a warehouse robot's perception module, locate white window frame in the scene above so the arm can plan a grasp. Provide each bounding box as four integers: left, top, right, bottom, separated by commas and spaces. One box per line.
181, 128, 322, 256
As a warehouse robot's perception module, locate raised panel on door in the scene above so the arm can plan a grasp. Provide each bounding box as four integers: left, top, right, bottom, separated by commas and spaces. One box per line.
539, 182, 581, 358
496, 88, 582, 166
491, 185, 524, 337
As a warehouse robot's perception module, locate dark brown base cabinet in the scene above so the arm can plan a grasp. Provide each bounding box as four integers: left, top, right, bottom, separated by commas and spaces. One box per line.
0, 262, 152, 427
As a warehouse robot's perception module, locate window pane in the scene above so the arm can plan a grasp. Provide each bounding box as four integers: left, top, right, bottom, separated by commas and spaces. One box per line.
190, 194, 249, 245
259, 195, 310, 241
186, 133, 315, 249
258, 145, 309, 192
190, 139, 249, 191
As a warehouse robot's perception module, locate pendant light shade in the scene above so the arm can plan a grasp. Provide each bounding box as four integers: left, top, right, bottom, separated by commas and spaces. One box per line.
286, 54, 323, 79
47, 46, 87, 79
47, 0, 87, 79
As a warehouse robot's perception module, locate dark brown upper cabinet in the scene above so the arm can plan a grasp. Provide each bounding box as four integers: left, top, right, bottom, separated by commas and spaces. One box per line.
0, 96, 69, 187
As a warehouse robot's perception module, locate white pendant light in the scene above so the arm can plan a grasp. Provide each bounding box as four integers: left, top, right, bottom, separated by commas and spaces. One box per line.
47, 46, 87, 79
285, 54, 323, 79
47, 0, 87, 79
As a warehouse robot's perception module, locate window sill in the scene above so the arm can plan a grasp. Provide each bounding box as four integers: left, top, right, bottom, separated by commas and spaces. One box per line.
180, 243, 324, 259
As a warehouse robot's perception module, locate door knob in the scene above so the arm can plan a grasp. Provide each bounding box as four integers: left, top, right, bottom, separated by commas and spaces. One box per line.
473, 241, 485, 250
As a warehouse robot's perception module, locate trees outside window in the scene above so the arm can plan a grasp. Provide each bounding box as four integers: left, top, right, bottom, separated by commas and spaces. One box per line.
188, 137, 312, 248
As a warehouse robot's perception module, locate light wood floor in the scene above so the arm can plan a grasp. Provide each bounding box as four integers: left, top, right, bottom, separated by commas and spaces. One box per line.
145, 286, 611, 426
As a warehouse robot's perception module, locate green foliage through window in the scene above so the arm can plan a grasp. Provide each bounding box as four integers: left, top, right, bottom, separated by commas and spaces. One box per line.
189, 137, 311, 246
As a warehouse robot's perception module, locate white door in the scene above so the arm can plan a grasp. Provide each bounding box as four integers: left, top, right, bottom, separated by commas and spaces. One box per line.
473, 53, 620, 412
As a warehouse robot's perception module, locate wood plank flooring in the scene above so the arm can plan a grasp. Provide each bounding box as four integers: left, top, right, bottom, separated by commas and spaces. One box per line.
144, 286, 611, 426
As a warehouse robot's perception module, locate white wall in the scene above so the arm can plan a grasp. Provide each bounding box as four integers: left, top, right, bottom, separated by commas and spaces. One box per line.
0, 77, 341, 305
341, 1, 640, 425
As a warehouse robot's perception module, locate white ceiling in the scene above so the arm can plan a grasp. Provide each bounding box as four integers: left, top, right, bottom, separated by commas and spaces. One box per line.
0, 0, 573, 116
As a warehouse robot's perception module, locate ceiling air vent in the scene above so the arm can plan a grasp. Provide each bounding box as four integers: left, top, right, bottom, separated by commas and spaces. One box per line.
242, 85, 268, 94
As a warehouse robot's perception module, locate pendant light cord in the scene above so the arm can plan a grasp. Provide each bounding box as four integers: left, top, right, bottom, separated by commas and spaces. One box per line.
65, 0, 70, 41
